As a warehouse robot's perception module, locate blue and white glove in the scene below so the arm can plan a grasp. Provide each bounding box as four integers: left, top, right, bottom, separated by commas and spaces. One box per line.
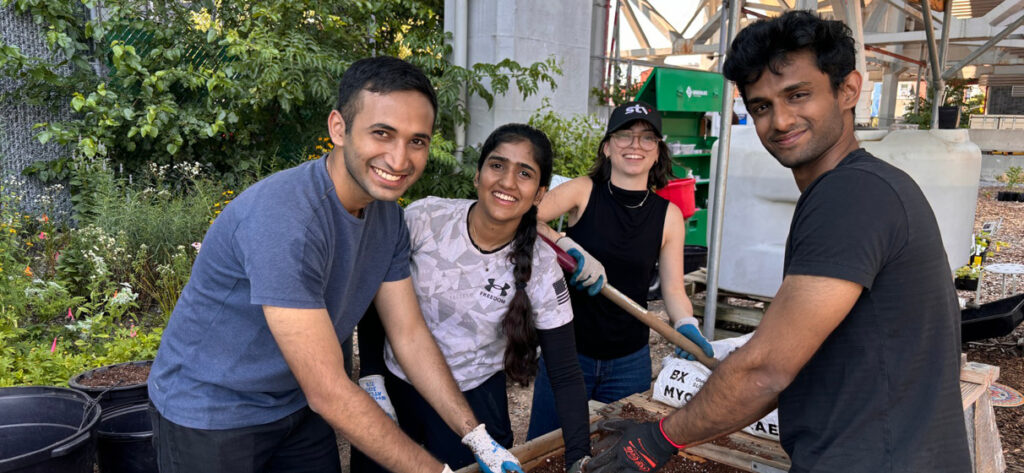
358, 375, 398, 422
461, 424, 524, 473
556, 236, 605, 296
673, 317, 714, 361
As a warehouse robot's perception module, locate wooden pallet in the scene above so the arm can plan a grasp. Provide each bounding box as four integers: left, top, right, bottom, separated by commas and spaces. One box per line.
458, 362, 1005, 473
684, 268, 769, 337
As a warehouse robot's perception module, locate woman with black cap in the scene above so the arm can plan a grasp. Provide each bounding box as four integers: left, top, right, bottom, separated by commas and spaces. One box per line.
527, 101, 713, 440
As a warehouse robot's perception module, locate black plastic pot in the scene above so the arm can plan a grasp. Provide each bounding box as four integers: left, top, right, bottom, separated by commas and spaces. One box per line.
996, 191, 1022, 202
69, 360, 152, 411
97, 404, 156, 473
962, 293, 1024, 342
937, 105, 960, 129
0, 386, 100, 473
683, 245, 708, 274
954, 277, 979, 291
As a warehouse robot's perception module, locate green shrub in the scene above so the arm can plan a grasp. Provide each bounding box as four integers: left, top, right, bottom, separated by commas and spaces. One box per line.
8, 0, 560, 184
528, 100, 603, 178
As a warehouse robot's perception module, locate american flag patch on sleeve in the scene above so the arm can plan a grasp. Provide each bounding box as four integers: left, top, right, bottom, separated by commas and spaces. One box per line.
553, 278, 570, 305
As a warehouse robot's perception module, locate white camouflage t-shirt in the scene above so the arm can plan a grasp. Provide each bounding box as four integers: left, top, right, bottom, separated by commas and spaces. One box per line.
384, 197, 573, 391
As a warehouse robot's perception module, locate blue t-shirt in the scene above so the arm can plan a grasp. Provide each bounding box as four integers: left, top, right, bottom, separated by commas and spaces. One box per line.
149, 157, 410, 429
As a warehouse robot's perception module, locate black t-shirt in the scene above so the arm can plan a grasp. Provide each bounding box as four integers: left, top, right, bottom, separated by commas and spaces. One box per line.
567, 178, 668, 360
779, 149, 970, 472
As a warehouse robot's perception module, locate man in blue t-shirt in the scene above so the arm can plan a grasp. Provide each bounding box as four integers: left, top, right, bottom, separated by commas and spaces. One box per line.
589, 11, 970, 473
149, 56, 525, 473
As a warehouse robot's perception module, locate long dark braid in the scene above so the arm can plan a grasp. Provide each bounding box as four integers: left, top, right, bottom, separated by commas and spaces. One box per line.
502, 204, 540, 385
476, 123, 553, 386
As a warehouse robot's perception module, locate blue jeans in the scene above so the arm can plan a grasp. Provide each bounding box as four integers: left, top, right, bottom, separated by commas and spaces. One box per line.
527, 345, 651, 440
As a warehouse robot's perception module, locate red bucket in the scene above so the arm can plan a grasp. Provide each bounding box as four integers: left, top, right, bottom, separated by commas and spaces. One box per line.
655, 178, 696, 219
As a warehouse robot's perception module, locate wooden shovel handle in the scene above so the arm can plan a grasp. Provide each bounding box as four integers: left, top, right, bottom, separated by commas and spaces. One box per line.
540, 235, 719, 370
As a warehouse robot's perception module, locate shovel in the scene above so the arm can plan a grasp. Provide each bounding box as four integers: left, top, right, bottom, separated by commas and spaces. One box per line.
540, 234, 719, 370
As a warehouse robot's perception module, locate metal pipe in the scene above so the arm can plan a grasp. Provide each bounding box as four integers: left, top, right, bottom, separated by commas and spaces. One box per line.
931, 3, 952, 128
455, 0, 468, 160
942, 13, 1024, 81
717, 0, 728, 72
703, 0, 741, 340
918, 0, 942, 129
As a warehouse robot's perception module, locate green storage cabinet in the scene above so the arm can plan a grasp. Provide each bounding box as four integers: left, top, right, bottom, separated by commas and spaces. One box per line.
635, 67, 723, 246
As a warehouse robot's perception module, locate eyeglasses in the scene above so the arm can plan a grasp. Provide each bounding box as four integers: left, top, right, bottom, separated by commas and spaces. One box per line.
610, 131, 660, 150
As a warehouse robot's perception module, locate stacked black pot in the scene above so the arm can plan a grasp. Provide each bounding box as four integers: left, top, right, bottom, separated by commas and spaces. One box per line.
69, 360, 156, 473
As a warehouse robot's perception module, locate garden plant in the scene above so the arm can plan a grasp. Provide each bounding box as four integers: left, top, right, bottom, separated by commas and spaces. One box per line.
0, 0, 573, 387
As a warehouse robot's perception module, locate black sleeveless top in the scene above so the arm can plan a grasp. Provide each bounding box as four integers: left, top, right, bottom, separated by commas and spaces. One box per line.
566, 178, 668, 359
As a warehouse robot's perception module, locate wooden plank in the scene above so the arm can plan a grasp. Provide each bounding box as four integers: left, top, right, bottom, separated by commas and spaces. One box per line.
972, 387, 1005, 473
612, 392, 792, 472
961, 382, 985, 409
961, 362, 999, 386
693, 299, 766, 328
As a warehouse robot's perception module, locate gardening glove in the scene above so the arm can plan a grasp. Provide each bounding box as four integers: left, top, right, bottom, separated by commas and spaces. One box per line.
461, 424, 524, 473
556, 236, 605, 296
358, 375, 397, 422
587, 419, 681, 473
672, 317, 714, 361
568, 455, 591, 473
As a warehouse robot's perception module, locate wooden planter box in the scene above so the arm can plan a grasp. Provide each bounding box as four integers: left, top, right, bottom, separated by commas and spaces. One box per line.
458, 362, 1004, 473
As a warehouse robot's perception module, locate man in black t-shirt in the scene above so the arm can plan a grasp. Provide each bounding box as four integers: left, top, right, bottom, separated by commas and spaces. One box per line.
589, 11, 970, 473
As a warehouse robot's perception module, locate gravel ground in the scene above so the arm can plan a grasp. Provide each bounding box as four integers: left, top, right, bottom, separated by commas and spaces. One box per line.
343, 185, 1024, 471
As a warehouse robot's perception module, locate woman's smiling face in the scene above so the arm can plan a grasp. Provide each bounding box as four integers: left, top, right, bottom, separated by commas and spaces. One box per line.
474, 140, 546, 225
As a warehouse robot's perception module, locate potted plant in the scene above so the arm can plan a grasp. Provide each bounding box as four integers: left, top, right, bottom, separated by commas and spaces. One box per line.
996, 166, 1023, 202
954, 265, 981, 291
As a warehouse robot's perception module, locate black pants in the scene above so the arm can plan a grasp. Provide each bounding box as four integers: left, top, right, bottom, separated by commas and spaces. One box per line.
150, 404, 341, 473
349, 370, 514, 472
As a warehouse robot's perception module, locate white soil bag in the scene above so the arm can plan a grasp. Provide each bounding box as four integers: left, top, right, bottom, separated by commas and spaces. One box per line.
652, 333, 780, 441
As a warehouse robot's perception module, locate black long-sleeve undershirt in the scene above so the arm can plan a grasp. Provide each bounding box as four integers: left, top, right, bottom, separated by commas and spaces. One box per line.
538, 321, 590, 467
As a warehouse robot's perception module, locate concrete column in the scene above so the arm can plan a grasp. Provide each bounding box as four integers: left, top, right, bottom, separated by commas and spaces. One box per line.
464, 0, 594, 148
836, 0, 872, 127
877, 5, 906, 128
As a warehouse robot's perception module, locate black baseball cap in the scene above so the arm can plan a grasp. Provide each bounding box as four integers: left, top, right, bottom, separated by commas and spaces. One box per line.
605, 101, 662, 137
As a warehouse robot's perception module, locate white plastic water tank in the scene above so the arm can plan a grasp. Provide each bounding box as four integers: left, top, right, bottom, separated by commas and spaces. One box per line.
709, 127, 981, 298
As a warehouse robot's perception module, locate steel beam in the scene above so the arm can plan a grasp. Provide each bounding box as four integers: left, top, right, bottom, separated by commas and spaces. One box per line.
694, 7, 724, 43
681, 0, 710, 36
943, 13, 1024, 80
620, 0, 651, 50
631, 0, 679, 41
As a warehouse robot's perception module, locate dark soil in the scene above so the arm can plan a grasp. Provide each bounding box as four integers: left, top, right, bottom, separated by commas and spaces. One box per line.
527, 452, 742, 473
76, 363, 150, 387
962, 186, 1024, 470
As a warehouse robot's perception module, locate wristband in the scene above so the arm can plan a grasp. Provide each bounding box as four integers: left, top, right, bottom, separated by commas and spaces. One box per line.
659, 417, 687, 449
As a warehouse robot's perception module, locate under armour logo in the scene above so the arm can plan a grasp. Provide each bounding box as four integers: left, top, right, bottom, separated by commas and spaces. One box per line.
484, 279, 511, 297
625, 104, 648, 115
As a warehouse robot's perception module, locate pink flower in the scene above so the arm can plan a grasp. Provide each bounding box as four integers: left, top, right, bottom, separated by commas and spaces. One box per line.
191, 242, 202, 252
50, 336, 58, 353
66, 308, 74, 320
38, 232, 47, 240
129, 324, 137, 338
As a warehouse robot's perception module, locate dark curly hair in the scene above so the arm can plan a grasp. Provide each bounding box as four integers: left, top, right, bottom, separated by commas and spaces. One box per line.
722, 10, 856, 102
476, 123, 553, 386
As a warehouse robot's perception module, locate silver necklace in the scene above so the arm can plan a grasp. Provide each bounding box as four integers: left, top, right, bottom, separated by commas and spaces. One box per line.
608, 180, 649, 209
